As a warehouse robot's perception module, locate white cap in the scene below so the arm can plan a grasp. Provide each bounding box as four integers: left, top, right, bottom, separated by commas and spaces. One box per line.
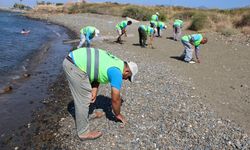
127, 61, 138, 82
156, 12, 159, 15
95, 29, 100, 37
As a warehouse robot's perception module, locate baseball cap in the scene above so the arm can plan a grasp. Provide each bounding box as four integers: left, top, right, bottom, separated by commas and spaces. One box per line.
95, 29, 100, 37
127, 61, 138, 82
156, 12, 159, 15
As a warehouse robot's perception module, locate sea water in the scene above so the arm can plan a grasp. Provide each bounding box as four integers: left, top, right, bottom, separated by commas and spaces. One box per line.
0, 10, 72, 135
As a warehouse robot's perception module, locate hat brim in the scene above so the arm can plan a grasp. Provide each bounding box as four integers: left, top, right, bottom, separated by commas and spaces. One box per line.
128, 75, 134, 82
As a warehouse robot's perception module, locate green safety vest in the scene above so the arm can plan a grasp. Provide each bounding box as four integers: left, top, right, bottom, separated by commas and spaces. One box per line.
157, 21, 165, 28
151, 14, 158, 21
140, 25, 154, 36
80, 26, 96, 35
71, 48, 124, 84
116, 21, 127, 30
182, 34, 203, 47
150, 21, 158, 27
173, 19, 183, 27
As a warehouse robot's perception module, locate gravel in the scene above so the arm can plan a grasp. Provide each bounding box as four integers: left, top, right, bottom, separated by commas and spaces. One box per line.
14, 13, 249, 149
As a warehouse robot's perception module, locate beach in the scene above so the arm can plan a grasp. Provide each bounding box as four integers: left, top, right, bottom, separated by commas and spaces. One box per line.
1, 12, 249, 149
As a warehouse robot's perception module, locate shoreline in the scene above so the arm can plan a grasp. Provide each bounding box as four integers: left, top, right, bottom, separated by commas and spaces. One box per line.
0, 12, 76, 149
2, 12, 250, 149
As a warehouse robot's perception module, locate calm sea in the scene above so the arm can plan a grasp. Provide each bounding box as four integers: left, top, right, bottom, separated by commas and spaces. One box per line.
0, 11, 72, 137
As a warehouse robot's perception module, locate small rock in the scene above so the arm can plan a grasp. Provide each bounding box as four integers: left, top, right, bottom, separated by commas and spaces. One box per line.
0, 85, 12, 94
23, 73, 31, 78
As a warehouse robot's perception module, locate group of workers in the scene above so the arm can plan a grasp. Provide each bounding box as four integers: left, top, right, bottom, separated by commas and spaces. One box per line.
63, 12, 208, 141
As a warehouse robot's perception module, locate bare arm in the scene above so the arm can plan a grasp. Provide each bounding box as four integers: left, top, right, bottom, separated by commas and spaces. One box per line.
194, 47, 200, 63
111, 87, 127, 124
148, 36, 154, 48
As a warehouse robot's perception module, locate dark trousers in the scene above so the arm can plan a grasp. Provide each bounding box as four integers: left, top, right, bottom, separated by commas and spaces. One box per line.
157, 27, 161, 37
138, 27, 147, 47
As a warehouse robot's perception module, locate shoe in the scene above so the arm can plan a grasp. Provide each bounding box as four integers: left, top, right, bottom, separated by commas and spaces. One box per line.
189, 61, 196, 64
79, 131, 102, 141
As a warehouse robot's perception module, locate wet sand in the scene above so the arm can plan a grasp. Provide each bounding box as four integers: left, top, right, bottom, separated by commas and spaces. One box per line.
1, 13, 249, 149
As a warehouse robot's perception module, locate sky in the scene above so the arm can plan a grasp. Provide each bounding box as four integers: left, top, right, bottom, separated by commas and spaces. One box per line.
0, 0, 250, 9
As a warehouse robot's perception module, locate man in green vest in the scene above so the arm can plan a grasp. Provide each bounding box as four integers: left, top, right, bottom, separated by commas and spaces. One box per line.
173, 19, 183, 41
150, 12, 159, 29
63, 47, 138, 140
156, 21, 167, 37
116, 20, 132, 43
151, 12, 159, 22
138, 25, 156, 48
77, 26, 100, 48
180, 34, 208, 63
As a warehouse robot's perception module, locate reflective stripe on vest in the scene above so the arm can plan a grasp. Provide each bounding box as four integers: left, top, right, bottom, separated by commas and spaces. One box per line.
86, 48, 99, 82
71, 48, 124, 84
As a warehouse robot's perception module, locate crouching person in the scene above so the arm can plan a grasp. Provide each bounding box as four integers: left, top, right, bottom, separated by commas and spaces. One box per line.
138, 25, 156, 48
180, 34, 208, 63
63, 47, 138, 140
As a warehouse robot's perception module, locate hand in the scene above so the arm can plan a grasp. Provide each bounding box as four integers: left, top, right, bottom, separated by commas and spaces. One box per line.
91, 88, 98, 103
116, 114, 127, 128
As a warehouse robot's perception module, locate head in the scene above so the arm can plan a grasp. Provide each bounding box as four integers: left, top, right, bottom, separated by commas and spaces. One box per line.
201, 37, 208, 44
95, 29, 100, 37
122, 61, 138, 82
156, 12, 159, 16
127, 20, 132, 25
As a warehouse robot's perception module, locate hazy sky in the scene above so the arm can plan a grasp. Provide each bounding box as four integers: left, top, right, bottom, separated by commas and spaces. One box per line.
0, 0, 250, 9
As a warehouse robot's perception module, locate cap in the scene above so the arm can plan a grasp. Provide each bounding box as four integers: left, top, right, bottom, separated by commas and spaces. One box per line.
127, 61, 138, 82
95, 29, 100, 37
156, 12, 159, 15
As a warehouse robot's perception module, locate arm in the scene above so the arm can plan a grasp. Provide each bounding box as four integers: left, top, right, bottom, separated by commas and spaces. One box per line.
195, 46, 201, 63
85, 32, 91, 47
111, 87, 126, 124
91, 82, 100, 103
123, 29, 127, 37
148, 35, 154, 48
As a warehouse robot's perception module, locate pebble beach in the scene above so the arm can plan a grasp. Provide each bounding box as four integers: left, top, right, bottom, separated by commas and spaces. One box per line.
2, 13, 249, 149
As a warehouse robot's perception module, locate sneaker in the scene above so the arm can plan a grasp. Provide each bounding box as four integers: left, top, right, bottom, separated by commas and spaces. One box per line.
189, 60, 196, 64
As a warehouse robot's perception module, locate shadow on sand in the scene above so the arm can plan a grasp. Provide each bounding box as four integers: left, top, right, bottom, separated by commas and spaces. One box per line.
67, 95, 123, 122
166, 36, 177, 41
132, 43, 142, 47
170, 56, 185, 62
